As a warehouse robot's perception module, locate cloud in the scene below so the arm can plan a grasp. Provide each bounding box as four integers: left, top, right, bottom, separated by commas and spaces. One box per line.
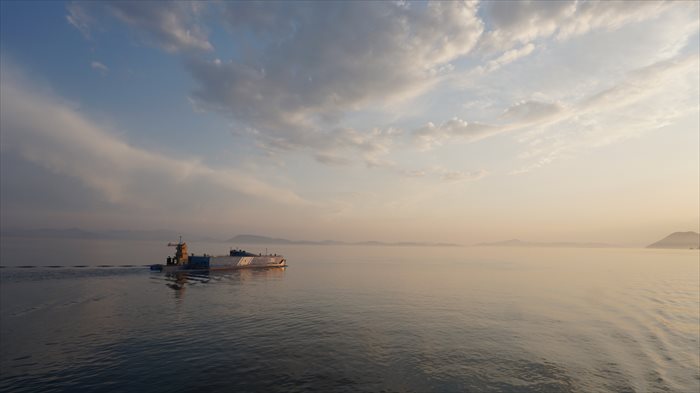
413, 99, 567, 149
478, 0, 667, 52
437, 168, 488, 182
186, 1, 483, 164
512, 52, 700, 172
63, 0, 699, 180
0, 63, 308, 215
414, 118, 500, 150
483, 43, 535, 73
555, 1, 670, 40
313, 152, 353, 167
414, 49, 698, 163
501, 100, 564, 123
90, 61, 109, 75
66, 2, 94, 39
479, 1, 574, 52
578, 54, 699, 113
106, 1, 212, 52
393, 165, 487, 183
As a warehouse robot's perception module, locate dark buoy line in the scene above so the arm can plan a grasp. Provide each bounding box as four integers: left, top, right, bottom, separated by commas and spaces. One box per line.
1, 265, 152, 269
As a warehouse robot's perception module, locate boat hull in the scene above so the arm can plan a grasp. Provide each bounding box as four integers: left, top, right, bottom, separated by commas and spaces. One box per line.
151, 255, 286, 272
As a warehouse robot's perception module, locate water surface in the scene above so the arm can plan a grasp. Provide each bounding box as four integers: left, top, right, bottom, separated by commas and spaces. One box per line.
1, 238, 698, 392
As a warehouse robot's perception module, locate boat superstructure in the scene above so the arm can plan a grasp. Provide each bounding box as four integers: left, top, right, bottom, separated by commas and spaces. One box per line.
150, 237, 286, 272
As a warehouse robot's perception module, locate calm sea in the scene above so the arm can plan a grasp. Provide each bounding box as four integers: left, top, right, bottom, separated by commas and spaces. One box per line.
1, 238, 698, 392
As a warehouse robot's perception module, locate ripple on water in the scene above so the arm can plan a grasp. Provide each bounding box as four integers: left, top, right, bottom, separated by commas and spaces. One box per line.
1, 250, 699, 393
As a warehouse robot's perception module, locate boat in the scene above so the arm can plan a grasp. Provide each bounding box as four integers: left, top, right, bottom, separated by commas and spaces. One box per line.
150, 237, 287, 272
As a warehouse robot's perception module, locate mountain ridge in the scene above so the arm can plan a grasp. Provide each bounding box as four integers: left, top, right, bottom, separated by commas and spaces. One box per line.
475, 239, 616, 248
646, 231, 700, 249
227, 234, 461, 247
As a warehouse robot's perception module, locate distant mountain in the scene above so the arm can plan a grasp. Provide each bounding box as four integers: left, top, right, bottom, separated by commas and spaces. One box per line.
227, 234, 299, 244
475, 239, 616, 248
1, 228, 219, 242
647, 232, 700, 249
227, 234, 460, 247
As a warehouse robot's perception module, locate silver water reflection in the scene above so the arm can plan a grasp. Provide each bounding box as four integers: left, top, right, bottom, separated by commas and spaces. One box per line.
156, 268, 287, 299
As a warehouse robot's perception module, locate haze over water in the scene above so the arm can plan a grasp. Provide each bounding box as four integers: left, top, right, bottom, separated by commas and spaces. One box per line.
1, 239, 698, 392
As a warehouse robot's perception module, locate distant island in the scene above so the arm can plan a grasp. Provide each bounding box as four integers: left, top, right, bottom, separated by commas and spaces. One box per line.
646, 232, 700, 249
227, 234, 460, 247
474, 239, 616, 248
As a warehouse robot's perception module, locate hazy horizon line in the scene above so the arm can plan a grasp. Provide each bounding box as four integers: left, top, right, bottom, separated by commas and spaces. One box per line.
2, 226, 698, 249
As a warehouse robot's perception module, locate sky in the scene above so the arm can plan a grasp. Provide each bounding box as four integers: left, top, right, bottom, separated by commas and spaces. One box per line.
1, 1, 698, 246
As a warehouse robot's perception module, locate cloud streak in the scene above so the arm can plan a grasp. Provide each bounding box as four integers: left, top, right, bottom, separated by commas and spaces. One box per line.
66, 2, 95, 39
106, 1, 212, 53
0, 64, 308, 214
90, 60, 109, 74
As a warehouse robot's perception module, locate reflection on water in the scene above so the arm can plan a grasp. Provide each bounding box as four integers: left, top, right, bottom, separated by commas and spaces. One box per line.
158, 268, 287, 299
0, 240, 698, 392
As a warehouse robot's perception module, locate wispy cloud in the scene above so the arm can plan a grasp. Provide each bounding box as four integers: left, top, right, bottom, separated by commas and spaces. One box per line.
412, 99, 565, 149
66, 2, 94, 39
414, 118, 500, 150
106, 1, 212, 53
477, 0, 668, 53
414, 49, 699, 175
483, 43, 536, 73
437, 168, 488, 183
0, 63, 309, 214
513, 53, 700, 172
90, 61, 109, 75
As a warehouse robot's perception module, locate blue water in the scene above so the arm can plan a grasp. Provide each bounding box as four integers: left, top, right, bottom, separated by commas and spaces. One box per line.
1, 239, 698, 392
